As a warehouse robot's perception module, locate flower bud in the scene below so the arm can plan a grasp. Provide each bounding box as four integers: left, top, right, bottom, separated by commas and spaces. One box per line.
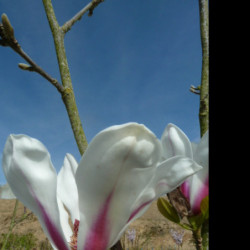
18, 63, 34, 71
1, 13, 15, 41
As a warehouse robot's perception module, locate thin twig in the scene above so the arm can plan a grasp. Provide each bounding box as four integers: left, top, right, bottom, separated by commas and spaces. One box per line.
61, 0, 104, 34
0, 14, 64, 94
14, 46, 65, 93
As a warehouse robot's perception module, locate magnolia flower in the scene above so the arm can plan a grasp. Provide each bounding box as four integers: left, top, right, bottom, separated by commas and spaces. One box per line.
2, 123, 202, 250
161, 124, 209, 215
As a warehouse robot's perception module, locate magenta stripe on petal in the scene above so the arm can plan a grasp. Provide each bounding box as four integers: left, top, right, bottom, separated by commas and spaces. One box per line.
17, 167, 68, 249
34, 196, 69, 250
192, 176, 209, 215
180, 180, 190, 201
127, 199, 153, 222
83, 191, 114, 250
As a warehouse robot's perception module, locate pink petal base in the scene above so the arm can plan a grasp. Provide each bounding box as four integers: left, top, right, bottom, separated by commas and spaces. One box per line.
18, 168, 68, 250
181, 177, 209, 215
192, 177, 209, 215
82, 190, 155, 250
34, 196, 69, 250
180, 180, 190, 201
83, 191, 113, 250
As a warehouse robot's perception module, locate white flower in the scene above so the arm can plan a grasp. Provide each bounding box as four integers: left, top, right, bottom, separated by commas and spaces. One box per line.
2, 123, 202, 249
161, 123, 208, 214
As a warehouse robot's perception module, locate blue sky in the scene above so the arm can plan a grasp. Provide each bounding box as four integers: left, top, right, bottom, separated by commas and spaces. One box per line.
0, 0, 202, 184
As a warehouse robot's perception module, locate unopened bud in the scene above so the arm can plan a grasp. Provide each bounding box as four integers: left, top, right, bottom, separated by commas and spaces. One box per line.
18, 63, 34, 71
1, 13, 15, 41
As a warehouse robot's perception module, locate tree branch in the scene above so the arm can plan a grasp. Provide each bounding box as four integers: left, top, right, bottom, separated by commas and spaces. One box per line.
0, 14, 64, 93
61, 0, 105, 34
167, 3, 209, 248
15, 48, 64, 93
198, 0, 209, 137
42, 0, 88, 155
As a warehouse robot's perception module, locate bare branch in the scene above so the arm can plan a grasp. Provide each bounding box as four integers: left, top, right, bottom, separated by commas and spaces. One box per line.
61, 0, 104, 34
42, 0, 88, 155
198, 0, 209, 137
14, 46, 65, 93
0, 13, 64, 93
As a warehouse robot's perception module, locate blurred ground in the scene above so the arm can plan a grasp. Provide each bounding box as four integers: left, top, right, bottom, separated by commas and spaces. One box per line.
0, 199, 195, 249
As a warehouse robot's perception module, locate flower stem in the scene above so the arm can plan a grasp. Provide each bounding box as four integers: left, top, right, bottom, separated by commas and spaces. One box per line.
201, 219, 209, 249
192, 227, 203, 250
198, 0, 209, 137
42, 0, 88, 155
192, 2, 209, 248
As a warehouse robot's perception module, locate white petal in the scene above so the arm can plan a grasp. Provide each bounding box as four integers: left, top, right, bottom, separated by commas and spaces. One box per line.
110, 153, 202, 247
57, 196, 73, 243
0, 183, 16, 199
122, 156, 202, 228
161, 124, 193, 159
194, 130, 209, 169
2, 134, 69, 250
75, 123, 162, 250
152, 156, 202, 196
191, 142, 198, 155
57, 153, 80, 223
